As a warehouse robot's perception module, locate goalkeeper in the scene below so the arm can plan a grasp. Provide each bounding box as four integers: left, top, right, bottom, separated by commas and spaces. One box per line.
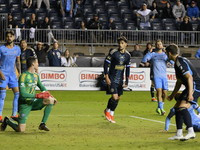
1, 56, 57, 132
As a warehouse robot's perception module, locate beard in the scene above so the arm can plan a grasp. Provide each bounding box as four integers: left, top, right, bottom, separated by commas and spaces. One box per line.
6, 40, 13, 45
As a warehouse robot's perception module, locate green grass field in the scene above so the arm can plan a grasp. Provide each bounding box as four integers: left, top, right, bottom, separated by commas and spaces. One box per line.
0, 90, 200, 150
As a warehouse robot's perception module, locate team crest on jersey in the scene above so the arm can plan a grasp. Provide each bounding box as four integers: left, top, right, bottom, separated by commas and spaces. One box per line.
21, 113, 25, 118
110, 88, 114, 92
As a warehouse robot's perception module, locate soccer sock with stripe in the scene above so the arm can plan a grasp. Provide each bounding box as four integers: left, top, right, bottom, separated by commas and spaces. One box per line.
42, 104, 53, 123
0, 90, 6, 116
7, 119, 18, 131
150, 85, 155, 98
12, 92, 19, 117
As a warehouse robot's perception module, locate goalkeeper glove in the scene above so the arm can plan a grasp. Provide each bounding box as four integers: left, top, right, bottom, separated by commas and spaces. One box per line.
35, 91, 51, 99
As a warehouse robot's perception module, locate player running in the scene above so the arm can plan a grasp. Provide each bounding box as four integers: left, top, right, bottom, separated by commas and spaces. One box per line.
0, 30, 21, 122
104, 36, 131, 123
142, 40, 173, 115
166, 44, 200, 141
1, 56, 57, 132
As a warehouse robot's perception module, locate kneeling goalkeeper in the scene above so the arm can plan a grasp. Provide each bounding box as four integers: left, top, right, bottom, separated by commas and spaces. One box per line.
1, 56, 57, 132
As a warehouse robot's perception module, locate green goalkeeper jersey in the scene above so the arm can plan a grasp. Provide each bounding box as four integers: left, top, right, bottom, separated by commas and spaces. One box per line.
18, 70, 47, 104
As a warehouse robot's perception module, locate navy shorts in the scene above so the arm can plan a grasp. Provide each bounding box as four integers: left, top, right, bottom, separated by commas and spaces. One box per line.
106, 82, 123, 96
178, 89, 200, 104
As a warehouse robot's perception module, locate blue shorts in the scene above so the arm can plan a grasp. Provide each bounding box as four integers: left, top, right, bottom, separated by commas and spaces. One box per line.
0, 74, 18, 88
154, 77, 168, 90
193, 123, 200, 132
106, 82, 123, 96
179, 89, 200, 103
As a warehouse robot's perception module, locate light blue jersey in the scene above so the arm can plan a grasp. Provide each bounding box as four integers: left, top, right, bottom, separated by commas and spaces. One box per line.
142, 51, 169, 78
0, 44, 21, 76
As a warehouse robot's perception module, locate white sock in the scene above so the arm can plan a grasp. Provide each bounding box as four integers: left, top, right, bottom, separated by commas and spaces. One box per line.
177, 129, 183, 136
187, 127, 195, 134
110, 111, 114, 116
106, 108, 110, 112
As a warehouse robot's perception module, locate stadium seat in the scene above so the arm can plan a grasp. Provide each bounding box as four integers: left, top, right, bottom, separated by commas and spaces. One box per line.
192, 24, 198, 31
182, 53, 191, 58
95, 8, 106, 15
152, 26, 164, 40
93, 0, 103, 7
91, 57, 105, 67
93, 53, 105, 56
162, 18, 175, 26
73, 52, 85, 56
0, 0, 7, 4
117, 1, 129, 8
107, 8, 118, 15
95, 4, 104, 9
84, 8, 94, 15
23, 8, 35, 15
0, 7, 9, 13
9, 0, 20, 5
12, 13, 22, 22
10, 7, 22, 14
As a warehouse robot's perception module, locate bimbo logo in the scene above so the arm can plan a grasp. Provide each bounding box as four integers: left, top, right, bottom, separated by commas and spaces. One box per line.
128, 71, 146, 83
79, 71, 101, 83
167, 71, 176, 82
40, 70, 67, 82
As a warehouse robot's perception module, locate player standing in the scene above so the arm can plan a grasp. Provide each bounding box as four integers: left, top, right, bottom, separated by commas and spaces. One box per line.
104, 36, 131, 123
0, 30, 21, 122
1, 56, 57, 132
166, 44, 199, 141
142, 40, 173, 115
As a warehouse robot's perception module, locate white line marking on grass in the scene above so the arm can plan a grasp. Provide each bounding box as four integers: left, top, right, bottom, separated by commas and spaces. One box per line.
130, 115, 176, 126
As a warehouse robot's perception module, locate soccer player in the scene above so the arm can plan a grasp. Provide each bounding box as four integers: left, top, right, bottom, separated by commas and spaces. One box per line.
166, 44, 199, 141
0, 30, 21, 123
1, 56, 57, 132
142, 40, 173, 115
104, 36, 131, 123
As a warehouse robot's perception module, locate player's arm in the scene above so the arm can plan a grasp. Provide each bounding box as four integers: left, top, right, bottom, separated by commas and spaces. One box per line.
16, 56, 21, 76
104, 51, 113, 85
124, 55, 131, 87
142, 52, 151, 63
0, 69, 5, 80
167, 79, 182, 101
184, 72, 194, 101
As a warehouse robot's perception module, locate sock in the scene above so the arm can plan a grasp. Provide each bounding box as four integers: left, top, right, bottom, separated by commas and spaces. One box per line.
0, 90, 6, 116
106, 98, 113, 109
42, 104, 53, 123
7, 119, 18, 131
150, 85, 155, 98
106, 108, 110, 112
175, 108, 183, 129
187, 127, 195, 134
192, 103, 200, 113
177, 129, 183, 136
110, 100, 119, 111
180, 107, 193, 128
12, 92, 19, 116
158, 101, 163, 110
110, 111, 114, 116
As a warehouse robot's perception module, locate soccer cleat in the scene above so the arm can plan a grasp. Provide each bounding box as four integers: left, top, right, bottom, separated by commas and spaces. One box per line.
161, 109, 166, 115
1, 116, 9, 131
39, 123, 50, 131
151, 98, 157, 102
110, 116, 116, 123
168, 135, 183, 140
11, 115, 18, 122
0, 116, 2, 123
104, 109, 111, 121
156, 108, 162, 115
180, 133, 196, 141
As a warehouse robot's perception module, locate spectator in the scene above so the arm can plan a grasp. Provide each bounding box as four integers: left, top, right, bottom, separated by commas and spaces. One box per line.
31, 41, 50, 66
40, 16, 58, 45
74, 0, 86, 17
195, 48, 200, 58
20, 39, 37, 73
37, 0, 50, 9
87, 14, 103, 43
187, 1, 199, 21
23, 0, 32, 8
48, 42, 62, 66
8, 13, 16, 29
18, 18, 26, 40
78, 21, 88, 44
26, 13, 38, 42
147, 0, 154, 8
136, 3, 155, 28
132, 0, 148, 10
162, 2, 173, 18
61, 49, 78, 67
172, 0, 186, 22
143, 42, 153, 56
60, 0, 74, 18
153, 0, 170, 10
150, 2, 160, 18
180, 15, 194, 47
106, 17, 117, 43
131, 44, 143, 57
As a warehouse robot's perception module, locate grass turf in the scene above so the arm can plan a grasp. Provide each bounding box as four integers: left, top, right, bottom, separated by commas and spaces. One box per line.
0, 90, 200, 150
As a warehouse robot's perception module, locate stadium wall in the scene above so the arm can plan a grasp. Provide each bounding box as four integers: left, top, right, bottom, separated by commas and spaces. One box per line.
38, 67, 185, 91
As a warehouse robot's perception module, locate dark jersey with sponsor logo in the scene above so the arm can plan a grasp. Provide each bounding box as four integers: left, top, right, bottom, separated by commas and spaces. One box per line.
105, 49, 131, 84
175, 56, 200, 90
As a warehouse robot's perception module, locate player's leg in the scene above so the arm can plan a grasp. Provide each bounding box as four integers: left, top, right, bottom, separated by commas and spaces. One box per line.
151, 80, 157, 102
191, 90, 200, 114
154, 78, 163, 115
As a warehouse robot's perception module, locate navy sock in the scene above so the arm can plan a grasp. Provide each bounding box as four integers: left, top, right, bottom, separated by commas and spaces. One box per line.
180, 107, 193, 128
110, 100, 119, 111
150, 85, 155, 98
107, 98, 113, 109
175, 108, 183, 129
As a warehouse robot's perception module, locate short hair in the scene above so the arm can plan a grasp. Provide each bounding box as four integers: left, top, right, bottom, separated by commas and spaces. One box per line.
26, 56, 37, 69
165, 44, 179, 55
117, 36, 128, 43
6, 30, 14, 36
20, 39, 26, 45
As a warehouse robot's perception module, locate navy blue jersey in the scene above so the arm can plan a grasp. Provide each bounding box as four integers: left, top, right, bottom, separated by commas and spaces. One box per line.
20, 48, 37, 73
105, 49, 131, 84
175, 56, 200, 90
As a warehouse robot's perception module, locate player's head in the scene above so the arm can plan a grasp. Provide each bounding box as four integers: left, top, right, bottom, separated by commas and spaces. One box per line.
165, 43, 179, 60
5, 30, 15, 45
20, 39, 27, 50
117, 36, 127, 51
155, 39, 163, 50
27, 56, 38, 70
